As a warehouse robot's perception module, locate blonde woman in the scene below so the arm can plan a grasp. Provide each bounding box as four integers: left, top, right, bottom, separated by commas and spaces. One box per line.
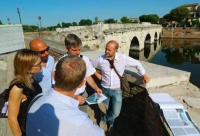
7, 49, 42, 136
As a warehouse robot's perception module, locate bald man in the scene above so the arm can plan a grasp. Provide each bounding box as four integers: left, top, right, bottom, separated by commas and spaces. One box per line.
91, 40, 150, 133
29, 39, 54, 94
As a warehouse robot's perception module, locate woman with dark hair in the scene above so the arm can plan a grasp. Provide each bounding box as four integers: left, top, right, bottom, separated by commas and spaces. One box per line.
7, 49, 42, 136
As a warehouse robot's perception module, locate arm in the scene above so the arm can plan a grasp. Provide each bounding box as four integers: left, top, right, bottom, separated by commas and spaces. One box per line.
142, 74, 150, 84
94, 71, 102, 80
74, 95, 87, 105
86, 76, 102, 94
8, 85, 24, 136
124, 55, 150, 84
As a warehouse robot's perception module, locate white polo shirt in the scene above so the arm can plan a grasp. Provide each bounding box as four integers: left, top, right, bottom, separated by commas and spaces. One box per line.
53, 54, 96, 95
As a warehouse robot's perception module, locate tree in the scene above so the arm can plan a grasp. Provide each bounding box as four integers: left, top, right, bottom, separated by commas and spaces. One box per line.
72, 22, 77, 26
0, 20, 3, 25
94, 17, 98, 24
62, 22, 72, 28
163, 14, 172, 22
78, 19, 92, 26
120, 16, 131, 23
56, 23, 61, 28
169, 7, 190, 23
139, 14, 159, 24
104, 18, 117, 24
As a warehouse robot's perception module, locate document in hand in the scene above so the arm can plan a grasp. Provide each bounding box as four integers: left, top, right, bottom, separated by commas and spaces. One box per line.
86, 93, 107, 105
150, 93, 200, 136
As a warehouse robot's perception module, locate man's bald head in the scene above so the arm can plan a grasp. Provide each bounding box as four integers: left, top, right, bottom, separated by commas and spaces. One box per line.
29, 39, 49, 62
29, 39, 47, 50
106, 40, 119, 49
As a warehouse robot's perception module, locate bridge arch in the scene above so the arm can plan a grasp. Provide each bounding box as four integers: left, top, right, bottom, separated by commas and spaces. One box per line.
130, 36, 139, 47
129, 36, 140, 51
144, 34, 151, 44
154, 32, 158, 40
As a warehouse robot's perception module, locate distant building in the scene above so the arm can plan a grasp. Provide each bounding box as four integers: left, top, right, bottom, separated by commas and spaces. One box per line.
180, 3, 200, 18
180, 3, 200, 26
129, 18, 140, 23
97, 21, 103, 25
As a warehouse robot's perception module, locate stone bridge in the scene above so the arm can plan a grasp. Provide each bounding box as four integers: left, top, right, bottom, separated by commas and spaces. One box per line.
44, 23, 162, 55
129, 39, 162, 62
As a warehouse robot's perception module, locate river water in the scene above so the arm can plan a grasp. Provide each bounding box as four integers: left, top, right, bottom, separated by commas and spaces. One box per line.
129, 38, 200, 88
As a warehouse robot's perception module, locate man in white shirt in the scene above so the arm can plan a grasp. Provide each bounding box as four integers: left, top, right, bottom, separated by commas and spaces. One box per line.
91, 40, 150, 132
54, 34, 102, 113
26, 56, 104, 136
29, 39, 54, 94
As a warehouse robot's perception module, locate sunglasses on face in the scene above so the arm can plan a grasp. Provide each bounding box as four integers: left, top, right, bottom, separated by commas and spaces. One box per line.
37, 46, 50, 54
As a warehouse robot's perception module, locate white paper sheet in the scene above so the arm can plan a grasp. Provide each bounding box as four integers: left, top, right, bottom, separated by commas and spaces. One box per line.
86, 93, 107, 105
150, 93, 200, 136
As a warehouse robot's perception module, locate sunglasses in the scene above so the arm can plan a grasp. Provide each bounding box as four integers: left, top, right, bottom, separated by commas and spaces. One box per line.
37, 46, 50, 54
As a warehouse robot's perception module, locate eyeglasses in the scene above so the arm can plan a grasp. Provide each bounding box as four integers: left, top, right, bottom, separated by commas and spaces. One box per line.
37, 46, 49, 54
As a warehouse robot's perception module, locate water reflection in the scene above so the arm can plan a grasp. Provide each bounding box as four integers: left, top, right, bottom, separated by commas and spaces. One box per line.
144, 44, 151, 59
129, 39, 161, 62
129, 38, 200, 64
129, 38, 200, 88
161, 39, 200, 65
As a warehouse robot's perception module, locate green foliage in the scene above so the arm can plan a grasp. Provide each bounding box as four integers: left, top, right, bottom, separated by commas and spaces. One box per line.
79, 19, 92, 26
191, 19, 200, 27
104, 18, 117, 24
163, 14, 171, 22
94, 17, 98, 24
0, 20, 3, 25
57, 23, 61, 28
120, 16, 131, 23
46, 26, 57, 31
169, 7, 190, 23
139, 14, 159, 24
62, 22, 72, 28
23, 25, 38, 32
72, 22, 77, 26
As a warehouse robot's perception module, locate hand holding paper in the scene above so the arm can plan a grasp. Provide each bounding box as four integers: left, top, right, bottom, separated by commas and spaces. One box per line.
86, 93, 107, 105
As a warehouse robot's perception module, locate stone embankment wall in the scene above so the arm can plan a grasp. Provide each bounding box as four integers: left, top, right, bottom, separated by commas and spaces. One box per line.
162, 28, 200, 38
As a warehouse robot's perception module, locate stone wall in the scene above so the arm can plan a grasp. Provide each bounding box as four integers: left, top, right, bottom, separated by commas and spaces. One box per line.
162, 28, 200, 38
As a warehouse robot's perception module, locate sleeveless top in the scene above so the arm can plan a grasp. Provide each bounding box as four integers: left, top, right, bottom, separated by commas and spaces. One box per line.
8, 79, 42, 136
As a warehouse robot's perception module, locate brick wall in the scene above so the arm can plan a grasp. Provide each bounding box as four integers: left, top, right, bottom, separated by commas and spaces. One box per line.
162, 28, 200, 38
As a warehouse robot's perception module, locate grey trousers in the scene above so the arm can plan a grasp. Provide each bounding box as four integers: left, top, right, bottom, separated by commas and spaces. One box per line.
78, 91, 88, 113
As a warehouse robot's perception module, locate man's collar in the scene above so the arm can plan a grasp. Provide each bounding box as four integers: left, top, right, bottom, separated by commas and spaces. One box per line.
104, 52, 119, 60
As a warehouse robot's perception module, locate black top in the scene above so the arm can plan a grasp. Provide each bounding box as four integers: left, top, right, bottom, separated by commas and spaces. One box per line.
8, 79, 42, 136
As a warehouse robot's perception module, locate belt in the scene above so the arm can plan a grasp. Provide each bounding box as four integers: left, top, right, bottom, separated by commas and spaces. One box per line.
103, 87, 121, 91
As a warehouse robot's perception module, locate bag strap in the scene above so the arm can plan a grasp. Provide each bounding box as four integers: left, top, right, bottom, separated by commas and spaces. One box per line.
26, 94, 43, 115
107, 59, 122, 79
